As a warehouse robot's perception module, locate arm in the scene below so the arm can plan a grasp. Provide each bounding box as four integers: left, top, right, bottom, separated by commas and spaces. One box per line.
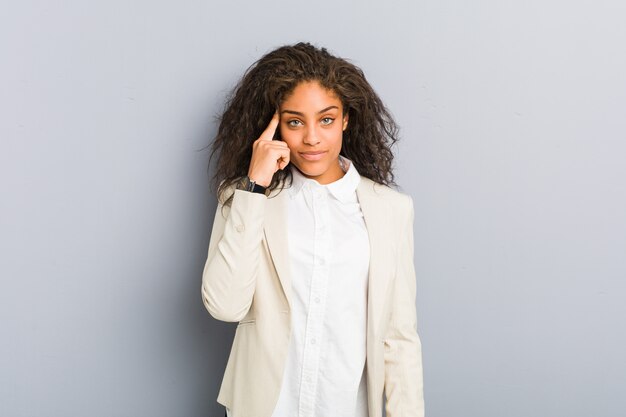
201, 188, 267, 322
201, 112, 288, 322
383, 195, 425, 417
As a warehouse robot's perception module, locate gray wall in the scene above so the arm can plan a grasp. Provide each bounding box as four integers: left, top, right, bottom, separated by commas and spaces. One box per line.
1, 1, 625, 416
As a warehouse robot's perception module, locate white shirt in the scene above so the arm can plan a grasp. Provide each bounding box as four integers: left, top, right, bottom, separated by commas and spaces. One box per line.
275, 155, 370, 417
227, 156, 370, 417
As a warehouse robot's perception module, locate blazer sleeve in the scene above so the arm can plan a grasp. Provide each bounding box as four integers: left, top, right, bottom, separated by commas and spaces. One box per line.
201, 188, 267, 322
383, 195, 425, 417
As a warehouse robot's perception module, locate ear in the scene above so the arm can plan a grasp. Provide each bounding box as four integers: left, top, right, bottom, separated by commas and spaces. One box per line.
342, 113, 349, 131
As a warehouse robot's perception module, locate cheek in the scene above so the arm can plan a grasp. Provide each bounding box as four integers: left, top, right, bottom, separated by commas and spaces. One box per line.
324, 126, 343, 147
279, 127, 296, 146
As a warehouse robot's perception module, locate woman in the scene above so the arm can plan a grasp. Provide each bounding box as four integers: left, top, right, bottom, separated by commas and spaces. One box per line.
202, 42, 424, 417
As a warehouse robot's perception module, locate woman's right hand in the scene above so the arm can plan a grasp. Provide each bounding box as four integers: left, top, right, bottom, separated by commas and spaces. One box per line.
247, 112, 291, 187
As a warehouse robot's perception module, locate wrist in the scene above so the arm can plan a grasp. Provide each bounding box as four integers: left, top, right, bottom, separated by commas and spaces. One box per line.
247, 170, 271, 188
236, 175, 269, 196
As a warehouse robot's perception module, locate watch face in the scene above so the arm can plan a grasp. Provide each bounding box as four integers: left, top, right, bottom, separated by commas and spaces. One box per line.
245, 177, 254, 191
236, 176, 253, 191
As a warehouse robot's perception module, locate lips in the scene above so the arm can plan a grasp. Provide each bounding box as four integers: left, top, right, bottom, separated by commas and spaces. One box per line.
299, 151, 327, 161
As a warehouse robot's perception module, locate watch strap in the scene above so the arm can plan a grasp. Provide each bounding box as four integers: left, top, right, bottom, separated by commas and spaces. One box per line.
237, 176, 268, 195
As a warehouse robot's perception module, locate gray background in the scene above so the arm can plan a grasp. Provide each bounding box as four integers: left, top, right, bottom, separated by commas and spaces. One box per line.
1, 1, 625, 416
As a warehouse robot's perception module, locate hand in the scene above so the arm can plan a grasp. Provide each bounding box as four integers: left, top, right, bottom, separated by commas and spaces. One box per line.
247, 112, 290, 187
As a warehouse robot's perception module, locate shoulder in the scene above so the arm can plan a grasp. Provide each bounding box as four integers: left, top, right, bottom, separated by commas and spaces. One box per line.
358, 176, 414, 220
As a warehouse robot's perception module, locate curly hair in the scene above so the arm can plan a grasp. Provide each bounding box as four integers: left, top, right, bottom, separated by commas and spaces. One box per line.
208, 42, 400, 205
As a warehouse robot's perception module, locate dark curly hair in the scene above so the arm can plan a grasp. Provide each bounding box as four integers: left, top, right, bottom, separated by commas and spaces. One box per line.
208, 42, 400, 205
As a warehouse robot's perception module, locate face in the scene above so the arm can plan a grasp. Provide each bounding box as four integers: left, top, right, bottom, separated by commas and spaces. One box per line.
279, 81, 348, 185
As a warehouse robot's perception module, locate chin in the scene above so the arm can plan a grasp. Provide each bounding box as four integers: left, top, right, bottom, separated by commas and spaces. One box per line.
295, 164, 322, 176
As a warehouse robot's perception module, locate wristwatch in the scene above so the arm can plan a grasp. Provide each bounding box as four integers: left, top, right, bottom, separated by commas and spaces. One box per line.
236, 175, 269, 195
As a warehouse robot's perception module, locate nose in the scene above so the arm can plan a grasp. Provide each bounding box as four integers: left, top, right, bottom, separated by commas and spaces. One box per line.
303, 125, 321, 146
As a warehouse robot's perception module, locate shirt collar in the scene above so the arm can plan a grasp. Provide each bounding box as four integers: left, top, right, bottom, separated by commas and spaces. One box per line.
288, 155, 361, 203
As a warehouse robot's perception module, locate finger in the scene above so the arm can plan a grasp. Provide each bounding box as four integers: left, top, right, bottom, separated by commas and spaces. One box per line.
260, 138, 288, 147
277, 149, 290, 170
259, 111, 280, 142
266, 141, 289, 150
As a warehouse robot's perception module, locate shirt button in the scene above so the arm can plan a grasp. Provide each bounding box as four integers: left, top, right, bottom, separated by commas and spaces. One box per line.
235, 224, 245, 232
314, 297, 320, 303
311, 338, 316, 345
318, 258, 325, 266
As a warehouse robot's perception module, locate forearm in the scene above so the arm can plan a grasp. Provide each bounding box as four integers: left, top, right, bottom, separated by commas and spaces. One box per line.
384, 317, 425, 417
383, 196, 425, 417
201, 189, 267, 322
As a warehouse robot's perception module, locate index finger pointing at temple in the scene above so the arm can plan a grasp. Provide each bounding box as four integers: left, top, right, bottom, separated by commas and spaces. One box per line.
259, 112, 280, 141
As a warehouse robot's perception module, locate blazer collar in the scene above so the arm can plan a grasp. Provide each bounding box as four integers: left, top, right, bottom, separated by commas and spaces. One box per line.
264, 173, 393, 333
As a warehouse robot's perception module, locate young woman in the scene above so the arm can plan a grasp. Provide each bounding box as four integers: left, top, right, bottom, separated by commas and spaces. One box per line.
202, 42, 424, 417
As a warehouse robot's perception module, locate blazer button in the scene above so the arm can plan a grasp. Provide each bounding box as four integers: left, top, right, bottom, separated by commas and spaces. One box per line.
235, 224, 245, 232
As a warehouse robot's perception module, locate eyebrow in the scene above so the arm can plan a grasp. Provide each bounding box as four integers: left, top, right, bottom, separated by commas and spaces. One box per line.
281, 105, 339, 116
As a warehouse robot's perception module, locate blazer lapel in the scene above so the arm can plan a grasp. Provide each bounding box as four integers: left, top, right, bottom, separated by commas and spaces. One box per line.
356, 177, 393, 335
262, 176, 392, 332
264, 186, 293, 308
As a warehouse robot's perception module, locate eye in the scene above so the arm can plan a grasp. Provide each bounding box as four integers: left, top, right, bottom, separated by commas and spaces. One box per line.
287, 119, 303, 127
321, 117, 334, 126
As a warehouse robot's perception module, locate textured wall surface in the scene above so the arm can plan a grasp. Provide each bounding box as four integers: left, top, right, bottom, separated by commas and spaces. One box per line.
1, 1, 625, 416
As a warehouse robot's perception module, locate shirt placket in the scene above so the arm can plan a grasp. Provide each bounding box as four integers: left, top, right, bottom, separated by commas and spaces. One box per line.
298, 184, 330, 417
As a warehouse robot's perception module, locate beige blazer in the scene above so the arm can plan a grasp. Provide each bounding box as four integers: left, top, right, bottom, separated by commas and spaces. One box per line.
201, 175, 425, 417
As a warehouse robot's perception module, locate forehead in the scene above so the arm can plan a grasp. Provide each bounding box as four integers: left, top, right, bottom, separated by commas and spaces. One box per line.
281, 81, 341, 110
